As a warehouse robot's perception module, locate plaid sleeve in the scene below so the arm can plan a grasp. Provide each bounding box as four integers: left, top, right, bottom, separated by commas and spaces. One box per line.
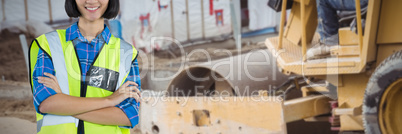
116, 59, 141, 128
32, 49, 57, 115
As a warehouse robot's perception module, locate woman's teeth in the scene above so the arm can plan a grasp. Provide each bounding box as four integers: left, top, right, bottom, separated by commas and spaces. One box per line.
86, 7, 99, 11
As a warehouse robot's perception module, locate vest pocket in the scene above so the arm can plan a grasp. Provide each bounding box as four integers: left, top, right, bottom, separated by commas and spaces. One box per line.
86, 66, 119, 92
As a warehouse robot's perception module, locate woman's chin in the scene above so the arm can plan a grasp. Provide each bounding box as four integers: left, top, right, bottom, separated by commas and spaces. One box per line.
81, 15, 103, 22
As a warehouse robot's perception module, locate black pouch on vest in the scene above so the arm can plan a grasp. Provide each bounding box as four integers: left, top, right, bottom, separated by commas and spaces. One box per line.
267, 0, 293, 12
86, 66, 119, 92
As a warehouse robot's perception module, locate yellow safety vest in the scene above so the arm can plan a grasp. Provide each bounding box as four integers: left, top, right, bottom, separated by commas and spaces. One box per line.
29, 29, 138, 134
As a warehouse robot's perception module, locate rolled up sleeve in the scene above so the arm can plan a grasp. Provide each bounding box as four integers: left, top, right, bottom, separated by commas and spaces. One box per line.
116, 98, 140, 129
32, 49, 57, 115
116, 59, 141, 128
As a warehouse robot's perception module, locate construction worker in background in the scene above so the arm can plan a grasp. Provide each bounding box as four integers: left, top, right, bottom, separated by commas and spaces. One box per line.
29, 0, 141, 133
306, 0, 368, 60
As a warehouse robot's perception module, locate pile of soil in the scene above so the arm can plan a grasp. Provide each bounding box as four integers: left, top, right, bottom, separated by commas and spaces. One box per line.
0, 29, 267, 82
0, 30, 34, 82
0, 81, 35, 122
0, 99, 35, 122
138, 40, 268, 71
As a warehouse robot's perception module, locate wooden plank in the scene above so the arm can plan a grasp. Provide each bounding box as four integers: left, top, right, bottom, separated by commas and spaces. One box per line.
2, 0, 5, 21
48, 0, 53, 24
140, 96, 287, 134
170, 0, 175, 39
333, 105, 362, 116
201, 0, 205, 39
141, 95, 333, 133
283, 95, 331, 123
185, 0, 190, 41
24, 0, 28, 21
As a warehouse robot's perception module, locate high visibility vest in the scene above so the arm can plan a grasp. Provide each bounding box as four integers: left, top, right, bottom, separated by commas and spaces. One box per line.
29, 29, 138, 134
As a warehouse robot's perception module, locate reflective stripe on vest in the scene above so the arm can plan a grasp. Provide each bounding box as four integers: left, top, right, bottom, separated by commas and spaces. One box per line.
33, 30, 137, 134
116, 40, 135, 88
37, 31, 79, 132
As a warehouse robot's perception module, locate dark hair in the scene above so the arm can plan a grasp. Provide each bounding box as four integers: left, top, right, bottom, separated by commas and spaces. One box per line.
65, 0, 119, 19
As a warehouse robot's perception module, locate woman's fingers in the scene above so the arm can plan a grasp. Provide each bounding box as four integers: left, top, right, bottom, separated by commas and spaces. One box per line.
119, 81, 140, 96
39, 73, 57, 84
38, 77, 52, 84
43, 83, 52, 88
128, 86, 141, 96
121, 87, 141, 95
38, 76, 62, 93
121, 81, 138, 88
121, 81, 130, 88
127, 81, 138, 87
118, 87, 141, 102
129, 92, 141, 102
44, 73, 58, 82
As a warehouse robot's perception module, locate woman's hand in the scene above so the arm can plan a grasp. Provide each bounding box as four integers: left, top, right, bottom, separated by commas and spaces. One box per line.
106, 81, 141, 106
38, 73, 62, 93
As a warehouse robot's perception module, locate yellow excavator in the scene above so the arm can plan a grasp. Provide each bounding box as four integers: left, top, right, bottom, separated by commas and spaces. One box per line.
139, 0, 402, 133
265, 0, 402, 133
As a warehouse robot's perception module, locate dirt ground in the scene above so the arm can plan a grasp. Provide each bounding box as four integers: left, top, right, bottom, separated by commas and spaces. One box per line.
0, 30, 33, 82
0, 80, 35, 121
138, 38, 269, 72
0, 29, 270, 82
0, 30, 37, 133
0, 80, 36, 134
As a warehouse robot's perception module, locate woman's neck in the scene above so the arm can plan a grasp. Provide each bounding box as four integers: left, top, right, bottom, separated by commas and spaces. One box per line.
78, 18, 104, 42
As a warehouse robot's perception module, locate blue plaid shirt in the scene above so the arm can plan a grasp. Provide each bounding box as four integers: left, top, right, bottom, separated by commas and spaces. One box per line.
32, 22, 140, 128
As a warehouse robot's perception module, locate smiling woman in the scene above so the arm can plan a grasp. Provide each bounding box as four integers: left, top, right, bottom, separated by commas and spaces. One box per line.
65, 0, 119, 19
65, 0, 118, 41
28, 0, 141, 134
